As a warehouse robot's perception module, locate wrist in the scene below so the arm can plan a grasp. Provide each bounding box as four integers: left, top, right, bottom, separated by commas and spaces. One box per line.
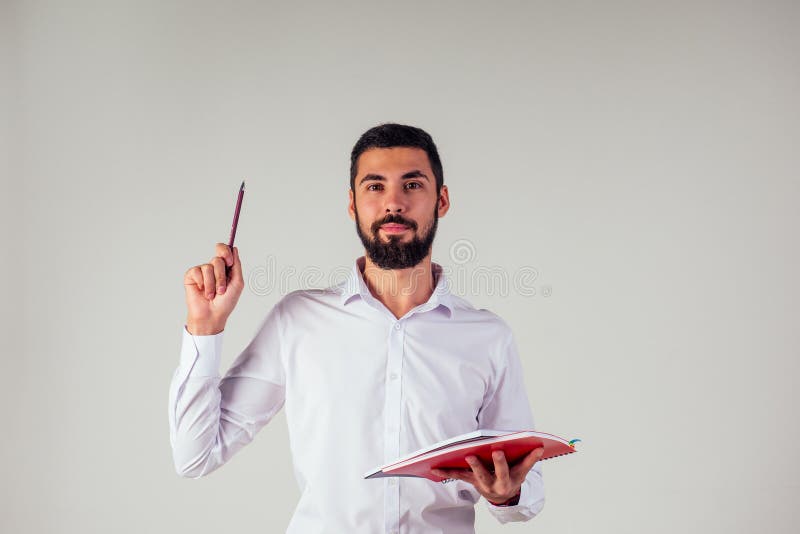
488, 489, 521, 507
185, 319, 225, 335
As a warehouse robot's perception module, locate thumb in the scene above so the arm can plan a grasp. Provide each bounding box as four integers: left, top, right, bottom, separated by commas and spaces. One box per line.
229, 246, 244, 286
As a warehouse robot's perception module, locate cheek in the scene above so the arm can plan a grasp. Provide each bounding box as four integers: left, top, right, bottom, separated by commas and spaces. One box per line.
354, 208, 376, 233
356, 202, 383, 222
358, 197, 381, 211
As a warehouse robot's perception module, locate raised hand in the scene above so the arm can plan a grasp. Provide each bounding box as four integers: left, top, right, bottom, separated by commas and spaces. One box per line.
183, 243, 244, 335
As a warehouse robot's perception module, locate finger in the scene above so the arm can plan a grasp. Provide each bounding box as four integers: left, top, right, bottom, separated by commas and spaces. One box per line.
430, 468, 450, 479
211, 256, 227, 294
200, 264, 216, 299
229, 246, 243, 286
432, 468, 476, 485
215, 243, 234, 267
184, 266, 204, 293
465, 455, 493, 489
510, 447, 544, 482
492, 450, 510, 483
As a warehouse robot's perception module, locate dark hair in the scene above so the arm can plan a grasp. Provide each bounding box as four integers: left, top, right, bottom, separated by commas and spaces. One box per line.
350, 123, 444, 195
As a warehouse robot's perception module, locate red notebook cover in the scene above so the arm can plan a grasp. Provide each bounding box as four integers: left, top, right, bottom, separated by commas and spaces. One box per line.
365, 430, 577, 482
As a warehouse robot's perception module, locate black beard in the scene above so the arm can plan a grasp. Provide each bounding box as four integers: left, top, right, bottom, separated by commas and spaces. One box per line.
354, 205, 438, 270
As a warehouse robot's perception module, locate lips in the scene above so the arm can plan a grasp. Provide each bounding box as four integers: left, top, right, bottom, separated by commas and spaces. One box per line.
381, 224, 409, 231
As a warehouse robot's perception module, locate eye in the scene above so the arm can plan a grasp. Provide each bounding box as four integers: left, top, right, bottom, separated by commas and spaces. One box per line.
366, 183, 383, 191
405, 182, 422, 189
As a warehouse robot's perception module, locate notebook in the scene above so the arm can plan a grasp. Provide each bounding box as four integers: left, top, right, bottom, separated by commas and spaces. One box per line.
364, 429, 579, 482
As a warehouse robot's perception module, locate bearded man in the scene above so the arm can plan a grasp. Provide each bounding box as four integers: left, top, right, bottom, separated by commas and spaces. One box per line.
170, 123, 546, 533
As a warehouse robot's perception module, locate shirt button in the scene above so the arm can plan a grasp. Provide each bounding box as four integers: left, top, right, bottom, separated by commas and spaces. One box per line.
388, 478, 397, 486
389, 372, 398, 380
394, 323, 401, 330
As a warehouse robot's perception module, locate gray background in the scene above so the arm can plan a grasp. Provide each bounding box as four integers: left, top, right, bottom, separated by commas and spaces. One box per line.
2, 1, 798, 532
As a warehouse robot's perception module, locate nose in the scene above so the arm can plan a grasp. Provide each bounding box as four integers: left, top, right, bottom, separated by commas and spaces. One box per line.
383, 185, 406, 213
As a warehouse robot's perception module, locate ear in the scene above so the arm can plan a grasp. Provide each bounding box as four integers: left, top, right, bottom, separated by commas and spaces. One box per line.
347, 188, 356, 221
437, 185, 450, 218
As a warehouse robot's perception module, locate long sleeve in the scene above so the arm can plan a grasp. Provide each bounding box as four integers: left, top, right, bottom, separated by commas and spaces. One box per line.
168, 303, 287, 478
477, 328, 546, 524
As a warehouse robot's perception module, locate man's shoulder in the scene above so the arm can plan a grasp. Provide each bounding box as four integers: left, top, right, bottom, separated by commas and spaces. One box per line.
446, 294, 514, 336
276, 286, 343, 310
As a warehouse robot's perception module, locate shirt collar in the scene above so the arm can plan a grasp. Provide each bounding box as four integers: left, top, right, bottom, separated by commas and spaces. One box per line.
338, 256, 454, 318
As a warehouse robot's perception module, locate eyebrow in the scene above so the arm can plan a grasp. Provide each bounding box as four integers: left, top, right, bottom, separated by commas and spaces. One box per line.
359, 170, 430, 186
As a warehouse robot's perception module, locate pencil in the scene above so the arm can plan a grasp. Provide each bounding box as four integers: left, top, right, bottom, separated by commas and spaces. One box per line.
228, 180, 245, 249
226, 180, 245, 278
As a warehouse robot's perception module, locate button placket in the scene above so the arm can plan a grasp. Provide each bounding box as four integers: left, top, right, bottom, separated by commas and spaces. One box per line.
383, 319, 405, 533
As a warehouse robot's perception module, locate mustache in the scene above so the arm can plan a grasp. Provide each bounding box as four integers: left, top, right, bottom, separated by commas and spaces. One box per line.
371, 214, 417, 233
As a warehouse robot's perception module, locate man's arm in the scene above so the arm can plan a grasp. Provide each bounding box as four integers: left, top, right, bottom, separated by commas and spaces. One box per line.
168, 303, 287, 478
170, 243, 287, 478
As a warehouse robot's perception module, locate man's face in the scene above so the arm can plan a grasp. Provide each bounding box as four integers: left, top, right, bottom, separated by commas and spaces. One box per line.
348, 147, 449, 270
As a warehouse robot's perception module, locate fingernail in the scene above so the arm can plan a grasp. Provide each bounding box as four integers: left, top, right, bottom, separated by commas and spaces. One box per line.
218, 286, 226, 294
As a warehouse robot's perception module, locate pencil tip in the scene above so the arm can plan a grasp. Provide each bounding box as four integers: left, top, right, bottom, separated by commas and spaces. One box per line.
241, 180, 245, 190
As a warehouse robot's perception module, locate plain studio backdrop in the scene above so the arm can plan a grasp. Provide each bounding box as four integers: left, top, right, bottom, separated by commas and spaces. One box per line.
2, 1, 798, 533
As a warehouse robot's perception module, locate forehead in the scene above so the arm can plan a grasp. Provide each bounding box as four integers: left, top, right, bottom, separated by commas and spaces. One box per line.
355, 147, 432, 177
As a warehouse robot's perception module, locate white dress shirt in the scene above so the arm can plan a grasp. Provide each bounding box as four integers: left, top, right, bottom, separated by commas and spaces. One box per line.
169, 256, 545, 534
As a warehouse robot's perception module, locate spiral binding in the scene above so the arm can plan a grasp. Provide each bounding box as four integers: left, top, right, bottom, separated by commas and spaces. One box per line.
540, 438, 581, 461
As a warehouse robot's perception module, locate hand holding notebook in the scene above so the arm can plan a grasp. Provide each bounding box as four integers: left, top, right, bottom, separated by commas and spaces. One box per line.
364, 429, 579, 483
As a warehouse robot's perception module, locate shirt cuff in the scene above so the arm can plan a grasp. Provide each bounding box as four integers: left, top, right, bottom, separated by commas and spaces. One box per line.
180, 325, 224, 377
485, 475, 545, 523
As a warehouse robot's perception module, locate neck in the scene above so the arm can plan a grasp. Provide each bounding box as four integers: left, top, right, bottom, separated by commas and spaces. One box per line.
361, 255, 436, 320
